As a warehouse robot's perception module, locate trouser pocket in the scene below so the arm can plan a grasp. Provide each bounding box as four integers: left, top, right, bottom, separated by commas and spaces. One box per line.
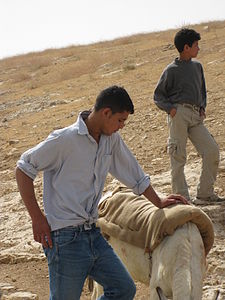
167, 138, 178, 155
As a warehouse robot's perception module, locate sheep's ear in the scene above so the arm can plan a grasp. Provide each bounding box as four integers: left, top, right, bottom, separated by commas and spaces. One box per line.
156, 287, 168, 300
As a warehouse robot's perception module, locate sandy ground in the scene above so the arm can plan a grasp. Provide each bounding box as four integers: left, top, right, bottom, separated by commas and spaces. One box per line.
0, 20, 225, 299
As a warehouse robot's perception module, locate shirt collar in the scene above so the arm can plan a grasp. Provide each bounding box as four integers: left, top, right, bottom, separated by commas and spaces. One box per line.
175, 57, 192, 64
77, 110, 91, 135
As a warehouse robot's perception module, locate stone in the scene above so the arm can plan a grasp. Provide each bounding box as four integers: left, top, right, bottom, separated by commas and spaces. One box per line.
2, 291, 38, 300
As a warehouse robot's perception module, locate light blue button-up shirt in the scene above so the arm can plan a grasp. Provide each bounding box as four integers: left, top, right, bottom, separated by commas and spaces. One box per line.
17, 111, 150, 231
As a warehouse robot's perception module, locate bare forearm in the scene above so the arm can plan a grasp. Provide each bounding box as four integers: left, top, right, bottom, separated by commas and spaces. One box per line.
143, 185, 189, 208
143, 185, 162, 208
15, 167, 43, 220
15, 167, 52, 248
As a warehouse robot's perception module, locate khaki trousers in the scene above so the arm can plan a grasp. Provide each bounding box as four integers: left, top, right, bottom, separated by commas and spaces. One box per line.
167, 104, 219, 199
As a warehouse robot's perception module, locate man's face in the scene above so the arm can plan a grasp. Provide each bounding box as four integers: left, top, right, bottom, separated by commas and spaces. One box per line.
102, 109, 130, 135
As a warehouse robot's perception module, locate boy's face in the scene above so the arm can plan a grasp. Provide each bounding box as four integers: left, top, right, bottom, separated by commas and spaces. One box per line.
185, 41, 200, 58
102, 109, 129, 135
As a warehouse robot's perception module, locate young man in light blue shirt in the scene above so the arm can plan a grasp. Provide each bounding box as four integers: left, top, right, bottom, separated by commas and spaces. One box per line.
16, 85, 187, 300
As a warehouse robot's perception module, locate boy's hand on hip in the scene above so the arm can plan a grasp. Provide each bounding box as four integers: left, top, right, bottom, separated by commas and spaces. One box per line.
170, 108, 177, 118
199, 108, 206, 118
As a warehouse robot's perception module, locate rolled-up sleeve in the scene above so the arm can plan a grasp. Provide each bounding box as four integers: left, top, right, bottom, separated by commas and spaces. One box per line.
109, 134, 150, 195
17, 132, 64, 180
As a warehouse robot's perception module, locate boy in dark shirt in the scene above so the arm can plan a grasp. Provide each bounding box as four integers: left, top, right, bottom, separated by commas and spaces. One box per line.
154, 28, 224, 204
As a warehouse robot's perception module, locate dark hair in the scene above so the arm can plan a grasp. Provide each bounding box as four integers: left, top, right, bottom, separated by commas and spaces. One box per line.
94, 85, 134, 114
174, 28, 201, 53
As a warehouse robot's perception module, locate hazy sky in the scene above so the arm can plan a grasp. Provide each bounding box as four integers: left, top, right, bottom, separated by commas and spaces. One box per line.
1, 0, 225, 59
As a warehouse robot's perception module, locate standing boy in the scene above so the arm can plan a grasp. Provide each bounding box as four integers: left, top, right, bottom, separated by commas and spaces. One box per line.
153, 28, 224, 204
16, 85, 187, 300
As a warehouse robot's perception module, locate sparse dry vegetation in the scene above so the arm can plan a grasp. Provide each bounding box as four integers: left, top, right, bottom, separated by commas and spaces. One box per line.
0, 20, 224, 299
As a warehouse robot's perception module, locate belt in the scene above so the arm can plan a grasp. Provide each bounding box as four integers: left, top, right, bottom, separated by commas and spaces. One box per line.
181, 103, 200, 112
68, 223, 96, 231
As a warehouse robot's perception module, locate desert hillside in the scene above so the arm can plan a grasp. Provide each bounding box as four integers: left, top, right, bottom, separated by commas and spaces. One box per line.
0, 20, 225, 299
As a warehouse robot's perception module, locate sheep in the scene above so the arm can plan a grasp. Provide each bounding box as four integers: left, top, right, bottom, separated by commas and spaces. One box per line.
91, 186, 214, 300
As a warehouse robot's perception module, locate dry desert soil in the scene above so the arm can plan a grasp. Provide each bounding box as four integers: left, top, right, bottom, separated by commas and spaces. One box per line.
0, 21, 225, 299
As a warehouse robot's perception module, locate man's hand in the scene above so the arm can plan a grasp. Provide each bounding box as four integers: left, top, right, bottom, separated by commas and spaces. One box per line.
32, 213, 52, 248
160, 194, 190, 208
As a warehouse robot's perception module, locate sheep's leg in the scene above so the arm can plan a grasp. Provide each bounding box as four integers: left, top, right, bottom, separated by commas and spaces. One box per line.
172, 228, 192, 300
150, 287, 162, 300
156, 287, 169, 300
172, 223, 205, 300
91, 281, 104, 300
150, 222, 205, 300
189, 223, 206, 299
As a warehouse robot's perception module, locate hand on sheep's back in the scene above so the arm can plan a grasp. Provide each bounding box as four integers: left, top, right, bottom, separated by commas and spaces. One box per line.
160, 194, 190, 208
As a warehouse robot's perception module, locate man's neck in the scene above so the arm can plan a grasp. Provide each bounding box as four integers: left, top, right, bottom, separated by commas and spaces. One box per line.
85, 112, 101, 143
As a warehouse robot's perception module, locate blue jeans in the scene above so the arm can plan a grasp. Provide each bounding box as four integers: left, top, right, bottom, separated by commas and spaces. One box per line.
43, 224, 136, 300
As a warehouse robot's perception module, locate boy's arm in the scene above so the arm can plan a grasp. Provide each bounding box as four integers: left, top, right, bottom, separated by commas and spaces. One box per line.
198, 65, 207, 118
15, 167, 52, 248
153, 69, 175, 114
201, 64, 207, 110
143, 185, 189, 208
